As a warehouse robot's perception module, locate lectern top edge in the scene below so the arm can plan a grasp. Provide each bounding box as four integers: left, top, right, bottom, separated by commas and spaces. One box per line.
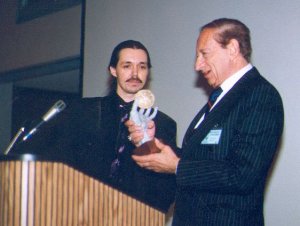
0, 153, 64, 162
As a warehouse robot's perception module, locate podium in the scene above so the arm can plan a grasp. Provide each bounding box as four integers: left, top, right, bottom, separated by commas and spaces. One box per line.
0, 154, 165, 226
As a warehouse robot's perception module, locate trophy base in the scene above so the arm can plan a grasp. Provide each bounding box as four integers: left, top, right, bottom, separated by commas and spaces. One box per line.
132, 140, 160, 156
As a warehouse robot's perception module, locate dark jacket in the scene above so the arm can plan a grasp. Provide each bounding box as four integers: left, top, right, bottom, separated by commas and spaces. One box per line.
55, 92, 178, 212
173, 68, 284, 226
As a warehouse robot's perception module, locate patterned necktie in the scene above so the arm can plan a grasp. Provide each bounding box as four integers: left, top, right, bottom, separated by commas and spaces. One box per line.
206, 87, 223, 114
183, 87, 223, 146
109, 101, 132, 181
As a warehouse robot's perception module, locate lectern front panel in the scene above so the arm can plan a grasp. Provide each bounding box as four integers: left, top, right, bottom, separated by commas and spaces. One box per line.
0, 157, 165, 226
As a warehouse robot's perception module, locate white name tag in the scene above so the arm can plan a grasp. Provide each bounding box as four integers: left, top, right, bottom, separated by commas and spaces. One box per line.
201, 129, 222, 144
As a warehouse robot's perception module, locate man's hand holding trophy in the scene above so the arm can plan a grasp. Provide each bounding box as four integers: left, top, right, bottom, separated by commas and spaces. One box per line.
129, 89, 160, 155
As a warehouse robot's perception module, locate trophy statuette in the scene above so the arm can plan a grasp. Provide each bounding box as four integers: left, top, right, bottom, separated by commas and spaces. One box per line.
130, 89, 160, 155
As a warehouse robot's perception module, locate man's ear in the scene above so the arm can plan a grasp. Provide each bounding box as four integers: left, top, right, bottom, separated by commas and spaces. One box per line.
109, 66, 117, 77
227, 39, 240, 59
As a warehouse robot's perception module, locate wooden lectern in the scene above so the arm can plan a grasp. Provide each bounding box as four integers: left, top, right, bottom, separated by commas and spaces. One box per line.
0, 154, 165, 226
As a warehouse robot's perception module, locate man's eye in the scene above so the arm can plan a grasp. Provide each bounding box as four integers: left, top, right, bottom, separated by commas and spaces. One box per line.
203, 51, 211, 58
140, 65, 147, 70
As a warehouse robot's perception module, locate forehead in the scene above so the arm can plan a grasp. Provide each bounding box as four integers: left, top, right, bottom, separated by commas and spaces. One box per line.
118, 48, 148, 63
197, 28, 219, 49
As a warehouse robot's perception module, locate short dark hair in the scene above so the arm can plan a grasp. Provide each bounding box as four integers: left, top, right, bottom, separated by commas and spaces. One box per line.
108, 40, 152, 69
201, 18, 252, 62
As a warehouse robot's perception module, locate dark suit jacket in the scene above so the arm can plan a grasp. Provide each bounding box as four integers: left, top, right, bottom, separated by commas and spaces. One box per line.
55, 92, 177, 212
173, 68, 284, 226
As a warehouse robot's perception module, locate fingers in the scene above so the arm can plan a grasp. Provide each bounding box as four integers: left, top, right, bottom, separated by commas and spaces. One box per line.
147, 120, 155, 129
154, 137, 165, 150
131, 99, 139, 112
125, 119, 142, 132
124, 119, 134, 127
125, 116, 157, 146
145, 108, 152, 118
131, 150, 177, 174
129, 130, 144, 146
125, 119, 144, 146
149, 107, 158, 120
138, 108, 144, 117
132, 154, 157, 171
137, 107, 158, 121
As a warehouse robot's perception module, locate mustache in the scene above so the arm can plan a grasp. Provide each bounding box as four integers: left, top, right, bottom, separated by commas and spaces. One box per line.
126, 78, 143, 83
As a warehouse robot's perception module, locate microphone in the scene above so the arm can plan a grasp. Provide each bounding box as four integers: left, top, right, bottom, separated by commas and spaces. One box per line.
22, 100, 66, 141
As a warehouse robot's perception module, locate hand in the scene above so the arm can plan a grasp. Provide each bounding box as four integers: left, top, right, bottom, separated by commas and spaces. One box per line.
125, 119, 156, 146
129, 98, 158, 144
132, 138, 180, 174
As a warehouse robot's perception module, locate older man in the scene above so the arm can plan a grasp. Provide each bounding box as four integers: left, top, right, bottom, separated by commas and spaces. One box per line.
127, 18, 284, 225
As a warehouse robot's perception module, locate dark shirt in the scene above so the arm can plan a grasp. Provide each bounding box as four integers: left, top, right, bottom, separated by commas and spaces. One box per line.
54, 92, 178, 212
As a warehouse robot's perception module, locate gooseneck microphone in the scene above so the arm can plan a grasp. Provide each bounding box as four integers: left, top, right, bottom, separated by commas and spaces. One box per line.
22, 100, 66, 141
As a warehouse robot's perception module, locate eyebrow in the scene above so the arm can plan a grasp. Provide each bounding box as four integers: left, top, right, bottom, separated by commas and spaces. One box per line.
120, 61, 148, 65
199, 48, 210, 53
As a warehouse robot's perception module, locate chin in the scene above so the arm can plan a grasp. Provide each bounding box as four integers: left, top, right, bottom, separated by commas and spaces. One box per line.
127, 88, 142, 95
207, 81, 215, 87
132, 85, 144, 92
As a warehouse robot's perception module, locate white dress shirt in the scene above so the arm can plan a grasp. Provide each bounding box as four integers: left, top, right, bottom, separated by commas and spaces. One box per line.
194, 64, 253, 129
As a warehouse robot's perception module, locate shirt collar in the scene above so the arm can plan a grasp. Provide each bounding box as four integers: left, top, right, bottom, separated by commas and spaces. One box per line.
194, 64, 253, 128
220, 63, 253, 94
111, 92, 134, 111
210, 63, 253, 110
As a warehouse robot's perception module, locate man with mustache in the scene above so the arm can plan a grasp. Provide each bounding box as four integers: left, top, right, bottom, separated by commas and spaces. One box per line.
58, 40, 178, 212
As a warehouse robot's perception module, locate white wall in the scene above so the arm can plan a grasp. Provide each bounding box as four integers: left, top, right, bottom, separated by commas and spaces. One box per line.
83, 0, 300, 225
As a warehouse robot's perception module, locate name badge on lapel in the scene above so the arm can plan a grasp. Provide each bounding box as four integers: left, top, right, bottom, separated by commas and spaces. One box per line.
201, 129, 222, 144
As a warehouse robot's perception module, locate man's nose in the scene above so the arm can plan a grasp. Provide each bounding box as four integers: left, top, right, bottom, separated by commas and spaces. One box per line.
194, 55, 205, 71
132, 65, 138, 78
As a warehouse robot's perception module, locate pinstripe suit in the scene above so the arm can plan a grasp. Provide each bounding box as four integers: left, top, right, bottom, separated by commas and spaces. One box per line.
173, 67, 284, 226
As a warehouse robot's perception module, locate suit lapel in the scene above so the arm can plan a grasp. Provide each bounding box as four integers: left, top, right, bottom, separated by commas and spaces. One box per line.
182, 105, 207, 146
183, 67, 261, 150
